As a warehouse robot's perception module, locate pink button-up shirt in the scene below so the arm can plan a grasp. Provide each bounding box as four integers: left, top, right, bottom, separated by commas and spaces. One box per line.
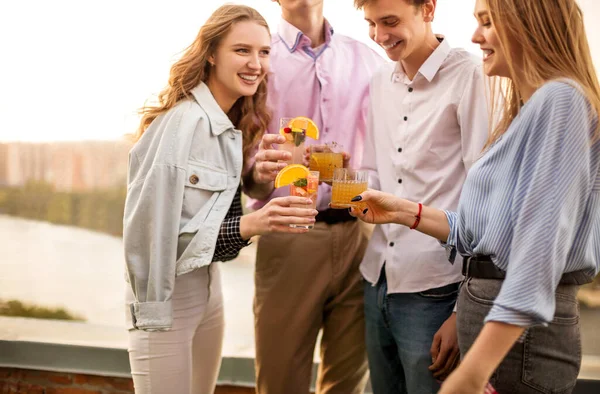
248, 18, 384, 211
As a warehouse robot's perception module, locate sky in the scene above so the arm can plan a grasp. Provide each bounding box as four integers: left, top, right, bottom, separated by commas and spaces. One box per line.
0, 0, 598, 142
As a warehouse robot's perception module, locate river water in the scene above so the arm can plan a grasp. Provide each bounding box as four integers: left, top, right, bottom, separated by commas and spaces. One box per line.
0, 215, 257, 354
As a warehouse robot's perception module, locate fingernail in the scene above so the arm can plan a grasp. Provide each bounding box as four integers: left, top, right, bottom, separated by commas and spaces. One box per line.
351, 195, 362, 202
363, 208, 368, 215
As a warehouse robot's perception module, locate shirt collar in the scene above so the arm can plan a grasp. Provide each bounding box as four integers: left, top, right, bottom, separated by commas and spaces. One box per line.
277, 18, 334, 53
190, 82, 234, 136
392, 35, 451, 83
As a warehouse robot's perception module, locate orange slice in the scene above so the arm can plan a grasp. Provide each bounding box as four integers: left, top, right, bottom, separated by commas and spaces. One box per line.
290, 117, 319, 140
274, 164, 310, 188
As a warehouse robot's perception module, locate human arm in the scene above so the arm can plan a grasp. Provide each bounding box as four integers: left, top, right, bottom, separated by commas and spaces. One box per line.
349, 190, 451, 242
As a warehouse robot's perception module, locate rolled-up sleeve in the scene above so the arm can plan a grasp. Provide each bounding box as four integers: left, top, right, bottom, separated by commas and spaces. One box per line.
441, 210, 459, 264
123, 162, 187, 331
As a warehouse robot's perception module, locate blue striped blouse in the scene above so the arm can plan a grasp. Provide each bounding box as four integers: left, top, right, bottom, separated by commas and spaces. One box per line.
445, 80, 600, 326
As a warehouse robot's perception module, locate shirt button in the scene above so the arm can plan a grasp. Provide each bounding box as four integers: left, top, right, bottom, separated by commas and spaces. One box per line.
398, 179, 402, 184
398, 148, 402, 153
408, 87, 413, 92
404, 116, 408, 121
189, 174, 199, 184
389, 242, 395, 247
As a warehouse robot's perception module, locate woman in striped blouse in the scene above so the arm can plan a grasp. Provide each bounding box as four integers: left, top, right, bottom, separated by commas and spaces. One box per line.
351, 0, 600, 393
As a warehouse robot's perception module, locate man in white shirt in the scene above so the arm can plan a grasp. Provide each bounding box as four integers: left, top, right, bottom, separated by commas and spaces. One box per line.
354, 0, 489, 393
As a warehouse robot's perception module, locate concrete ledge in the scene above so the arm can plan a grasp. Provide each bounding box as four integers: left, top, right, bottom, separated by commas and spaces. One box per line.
0, 340, 319, 390
0, 341, 130, 379
2, 340, 600, 393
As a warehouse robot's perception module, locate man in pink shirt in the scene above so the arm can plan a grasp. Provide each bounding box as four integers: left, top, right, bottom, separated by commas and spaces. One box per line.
243, 1, 383, 393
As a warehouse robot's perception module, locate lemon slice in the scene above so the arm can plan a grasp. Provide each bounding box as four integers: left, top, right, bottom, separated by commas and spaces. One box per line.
274, 164, 310, 188
290, 117, 319, 140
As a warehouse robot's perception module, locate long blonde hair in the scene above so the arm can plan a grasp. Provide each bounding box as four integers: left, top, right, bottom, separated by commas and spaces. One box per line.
486, 0, 600, 147
135, 5, 271, 160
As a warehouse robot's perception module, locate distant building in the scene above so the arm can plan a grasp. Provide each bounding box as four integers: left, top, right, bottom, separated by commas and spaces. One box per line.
0, 140, 132, 191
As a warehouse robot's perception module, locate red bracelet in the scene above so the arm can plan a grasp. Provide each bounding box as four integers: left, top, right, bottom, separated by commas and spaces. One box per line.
410, 203, 422, 230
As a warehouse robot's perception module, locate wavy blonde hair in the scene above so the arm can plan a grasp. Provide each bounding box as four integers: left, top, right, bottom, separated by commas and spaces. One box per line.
485, 0, 600, 147
135, 4, 271, 161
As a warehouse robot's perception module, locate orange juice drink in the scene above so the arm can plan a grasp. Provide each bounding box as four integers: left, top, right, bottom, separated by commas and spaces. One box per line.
289, 171, 319, 229
309, 144, 343, 182
330, 169, 368, 209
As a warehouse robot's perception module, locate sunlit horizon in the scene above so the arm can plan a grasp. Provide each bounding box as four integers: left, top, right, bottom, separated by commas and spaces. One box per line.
1, 0, 599, 142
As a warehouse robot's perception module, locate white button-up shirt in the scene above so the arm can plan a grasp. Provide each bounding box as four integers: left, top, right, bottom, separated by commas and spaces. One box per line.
360, 38, 489, 293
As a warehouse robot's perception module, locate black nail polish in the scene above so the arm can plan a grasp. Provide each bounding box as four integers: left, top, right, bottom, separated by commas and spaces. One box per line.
363, 208, 369, 215
351, 195, 362, 202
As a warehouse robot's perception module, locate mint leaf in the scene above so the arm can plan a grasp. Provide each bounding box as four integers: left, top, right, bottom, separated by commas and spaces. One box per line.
293, 178, 308, 187
293, 132, 306, 147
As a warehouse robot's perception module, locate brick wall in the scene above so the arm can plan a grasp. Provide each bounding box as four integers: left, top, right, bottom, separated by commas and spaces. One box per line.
0, 368, 254, 394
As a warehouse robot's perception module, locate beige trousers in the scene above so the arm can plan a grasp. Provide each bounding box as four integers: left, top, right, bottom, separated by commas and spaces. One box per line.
127, 264, 225, 394
254, 220, 370, 394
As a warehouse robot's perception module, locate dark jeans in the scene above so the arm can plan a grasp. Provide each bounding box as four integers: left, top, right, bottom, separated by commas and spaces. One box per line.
458, 277, 581, 394
364, 269, 459, 394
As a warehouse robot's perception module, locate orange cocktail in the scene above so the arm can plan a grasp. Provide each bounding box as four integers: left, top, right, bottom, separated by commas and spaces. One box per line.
289, 170, 319, 229
309, 143, 343, 183
330, 169, 368, 209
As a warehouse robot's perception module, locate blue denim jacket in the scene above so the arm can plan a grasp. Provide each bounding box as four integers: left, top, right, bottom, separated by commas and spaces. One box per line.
123, 83, 243, 331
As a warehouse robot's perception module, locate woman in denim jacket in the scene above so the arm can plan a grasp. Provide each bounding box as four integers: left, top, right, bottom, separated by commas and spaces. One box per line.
349, 0, 600, 393
123, 5, 317, 393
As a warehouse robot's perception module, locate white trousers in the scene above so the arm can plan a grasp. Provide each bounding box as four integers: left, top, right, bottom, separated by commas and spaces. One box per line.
127, 264, 225, 394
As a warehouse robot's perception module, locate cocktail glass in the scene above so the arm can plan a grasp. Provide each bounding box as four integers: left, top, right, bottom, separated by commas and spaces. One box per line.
309, 143, 344, 183
330, 169, 368, 209
289, 170, 319, 229
279, 117, 307, 165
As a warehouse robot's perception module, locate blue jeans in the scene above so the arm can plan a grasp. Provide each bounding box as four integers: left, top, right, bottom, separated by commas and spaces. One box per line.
364, 269, 459, 394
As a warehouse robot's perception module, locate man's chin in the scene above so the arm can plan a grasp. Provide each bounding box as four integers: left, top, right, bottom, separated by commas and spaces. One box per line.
385, 47, 405, 62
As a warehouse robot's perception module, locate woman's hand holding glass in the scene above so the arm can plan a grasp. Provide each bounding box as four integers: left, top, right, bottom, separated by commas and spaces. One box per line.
240, 196, 318, 238
348, 189, 407, 225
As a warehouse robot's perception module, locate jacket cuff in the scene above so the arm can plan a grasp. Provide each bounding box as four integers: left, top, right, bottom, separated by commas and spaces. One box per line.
130, 301, 173, 331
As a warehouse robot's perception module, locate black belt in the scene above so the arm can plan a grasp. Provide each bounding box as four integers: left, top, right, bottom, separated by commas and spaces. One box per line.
315, 208, 357, 225
462, 255, 592, 286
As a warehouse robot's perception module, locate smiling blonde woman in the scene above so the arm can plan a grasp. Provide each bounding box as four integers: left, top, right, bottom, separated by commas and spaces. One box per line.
123, 5, 317, 394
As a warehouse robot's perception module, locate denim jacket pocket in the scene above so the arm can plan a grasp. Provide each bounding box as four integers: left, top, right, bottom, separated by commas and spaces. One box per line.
178, 161, 229, 263
185, 160, 228, 191
181, 161, 227, 229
